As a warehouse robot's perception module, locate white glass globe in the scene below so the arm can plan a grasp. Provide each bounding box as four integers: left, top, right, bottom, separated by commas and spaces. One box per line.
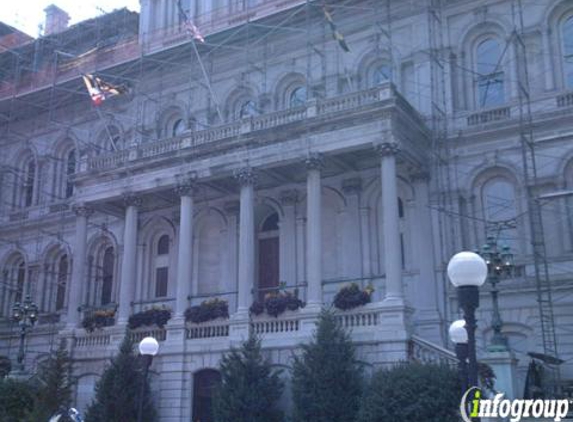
449, 319, 468, 344
139, 336, 159, 356
447, 251, 487, 287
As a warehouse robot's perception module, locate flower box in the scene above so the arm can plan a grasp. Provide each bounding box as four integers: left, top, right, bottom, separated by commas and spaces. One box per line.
128, 307, 172, 330
185, 298, 229, 324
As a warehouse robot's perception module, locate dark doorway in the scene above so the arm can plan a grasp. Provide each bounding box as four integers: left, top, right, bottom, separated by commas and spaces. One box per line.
192, 369, 221, 422
258, 212, 280, 301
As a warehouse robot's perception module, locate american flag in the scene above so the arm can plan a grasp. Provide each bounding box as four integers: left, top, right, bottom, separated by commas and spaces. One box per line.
177, 0, 205, 43
82, 74, 127, 106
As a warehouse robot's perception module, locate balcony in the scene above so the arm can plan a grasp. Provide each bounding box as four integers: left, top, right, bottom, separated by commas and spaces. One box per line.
84, 84, 413, 173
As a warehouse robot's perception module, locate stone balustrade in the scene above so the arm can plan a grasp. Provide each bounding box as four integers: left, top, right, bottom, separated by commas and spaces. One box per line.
87, 86, 393, 171
186, 319, 230, 340
408, 334, 457, 366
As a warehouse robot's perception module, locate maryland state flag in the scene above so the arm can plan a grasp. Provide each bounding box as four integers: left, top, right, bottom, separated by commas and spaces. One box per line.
177, 0, 205, 43
323, 5, 350, 52
82, 74, 127, 106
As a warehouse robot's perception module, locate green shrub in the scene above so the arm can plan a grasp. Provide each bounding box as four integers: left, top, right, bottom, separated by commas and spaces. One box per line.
333, 283, 372, 310
358, 363, 460, 422
0, 378, 36, 422
291, 310, 363, 422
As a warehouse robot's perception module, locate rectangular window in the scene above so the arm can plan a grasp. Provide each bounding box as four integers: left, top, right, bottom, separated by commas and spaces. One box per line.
155, 267, 168, 298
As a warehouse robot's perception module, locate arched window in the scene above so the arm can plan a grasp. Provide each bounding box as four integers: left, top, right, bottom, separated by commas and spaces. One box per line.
1, 255, 26, 316
23, 158, 36, 208
481, 177, 518, 249
258, 212, 279, 300
172, 118, 185, 137
192, 370, 221, 422
562, 16, 573, 89
154, 235, 169, 298
239, 99, 258, 119
65, 149, 76, 199
101, 247, 114, 305
55, 255, 68, 311
289, 86, 307, 108
476, 38, 505, 107
371, 63, 392, 86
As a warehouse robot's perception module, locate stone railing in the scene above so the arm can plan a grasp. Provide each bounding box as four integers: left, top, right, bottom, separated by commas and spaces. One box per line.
251, 313, 301, 335
87, 86, 393, 171
129, 327, 167, 343
557, 92, 573, 108
467, 106, 511, 126
334, 307, 380, 329
75, 332, 112, 348
186, 319, 230, 340
408, 335, 457, 367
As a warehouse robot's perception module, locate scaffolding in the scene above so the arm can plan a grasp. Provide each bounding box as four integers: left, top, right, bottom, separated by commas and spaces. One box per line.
0, 0, 565, 392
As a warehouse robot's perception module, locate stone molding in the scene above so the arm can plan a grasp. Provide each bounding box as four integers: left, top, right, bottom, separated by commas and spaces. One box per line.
72, 204, 94, 218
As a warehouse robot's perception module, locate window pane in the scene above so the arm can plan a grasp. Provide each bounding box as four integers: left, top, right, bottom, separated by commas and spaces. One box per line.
16, 262, 25, 303
25, 160, 35, 207
477, 39, 504, 107
101, 247, 114, 305
56, 255, 68, 311
289, 86, 306, 107
172, 119, 185, 137
261, 212, 279, 232
157, 235, 170, 255
66, 150, 76, 198
155, 267, 168, 298
239, 100, 257, 118
372, 64, 392, 86
482, 178, 517, 249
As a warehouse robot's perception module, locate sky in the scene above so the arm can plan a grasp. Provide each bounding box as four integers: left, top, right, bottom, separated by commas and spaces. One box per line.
1, 1, 140, 37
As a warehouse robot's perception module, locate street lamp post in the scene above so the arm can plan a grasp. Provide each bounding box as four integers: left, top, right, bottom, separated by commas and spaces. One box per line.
137, 336, 159, 422
447, 251, 487, 389
11, 295, 38, 372
478, 236, 514, 352
449, 319, 469, 395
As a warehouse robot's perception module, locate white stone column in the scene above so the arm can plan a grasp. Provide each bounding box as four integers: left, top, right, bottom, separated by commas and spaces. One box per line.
235, 167, 256, 315
377, 142, 404, 303
280, 190, 298, 288
224, 201, 240, 312
175, 179, 196, 318
118, 193, 141, 323
306, 154, 323, 307
342, 178, 362, 279
67, 204, 93, 327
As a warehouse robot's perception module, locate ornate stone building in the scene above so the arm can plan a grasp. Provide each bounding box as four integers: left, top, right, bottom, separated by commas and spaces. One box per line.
1, 0, 573, 420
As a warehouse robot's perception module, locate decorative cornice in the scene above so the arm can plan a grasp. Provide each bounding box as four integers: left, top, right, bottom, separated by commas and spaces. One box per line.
305, 153, 324, 171
342, 177, 362, 194
375, 142, 400, 157
122, 192, 143, 208
233, 166, 257, 187
280, 189, 299, 206
72, 204, 94, 218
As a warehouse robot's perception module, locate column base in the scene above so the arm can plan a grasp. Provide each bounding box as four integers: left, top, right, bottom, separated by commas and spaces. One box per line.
481, 350, 519, 399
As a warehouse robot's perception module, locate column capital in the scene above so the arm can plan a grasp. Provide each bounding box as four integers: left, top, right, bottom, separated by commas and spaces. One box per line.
375, 142, 400, 157
234, 166, 257, 187
342, 177, 362, 195
280, 189, 299, 206
305, 153, 324, 171
174, 172, 198, 197
72, 204, 94, 218
122, 192, 143, 208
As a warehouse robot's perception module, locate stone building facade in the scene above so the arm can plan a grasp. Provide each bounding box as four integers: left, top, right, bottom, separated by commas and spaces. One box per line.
1, 0, 573, 420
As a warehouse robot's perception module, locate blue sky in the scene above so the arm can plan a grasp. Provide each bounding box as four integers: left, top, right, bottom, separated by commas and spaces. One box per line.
1, 1, 140, 37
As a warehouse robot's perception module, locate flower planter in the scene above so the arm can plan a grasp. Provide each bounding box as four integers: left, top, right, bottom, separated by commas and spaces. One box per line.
185, 298, 229, 324
128, 307, 172, 330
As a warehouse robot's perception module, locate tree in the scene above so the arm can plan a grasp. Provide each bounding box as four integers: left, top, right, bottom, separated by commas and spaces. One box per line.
84, 334, 156, 422
26, 343, 73, 422
291, 310, 363, 422
0, 378, 36, 422
213, 334, 284, 422
358, 363, 460, 422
